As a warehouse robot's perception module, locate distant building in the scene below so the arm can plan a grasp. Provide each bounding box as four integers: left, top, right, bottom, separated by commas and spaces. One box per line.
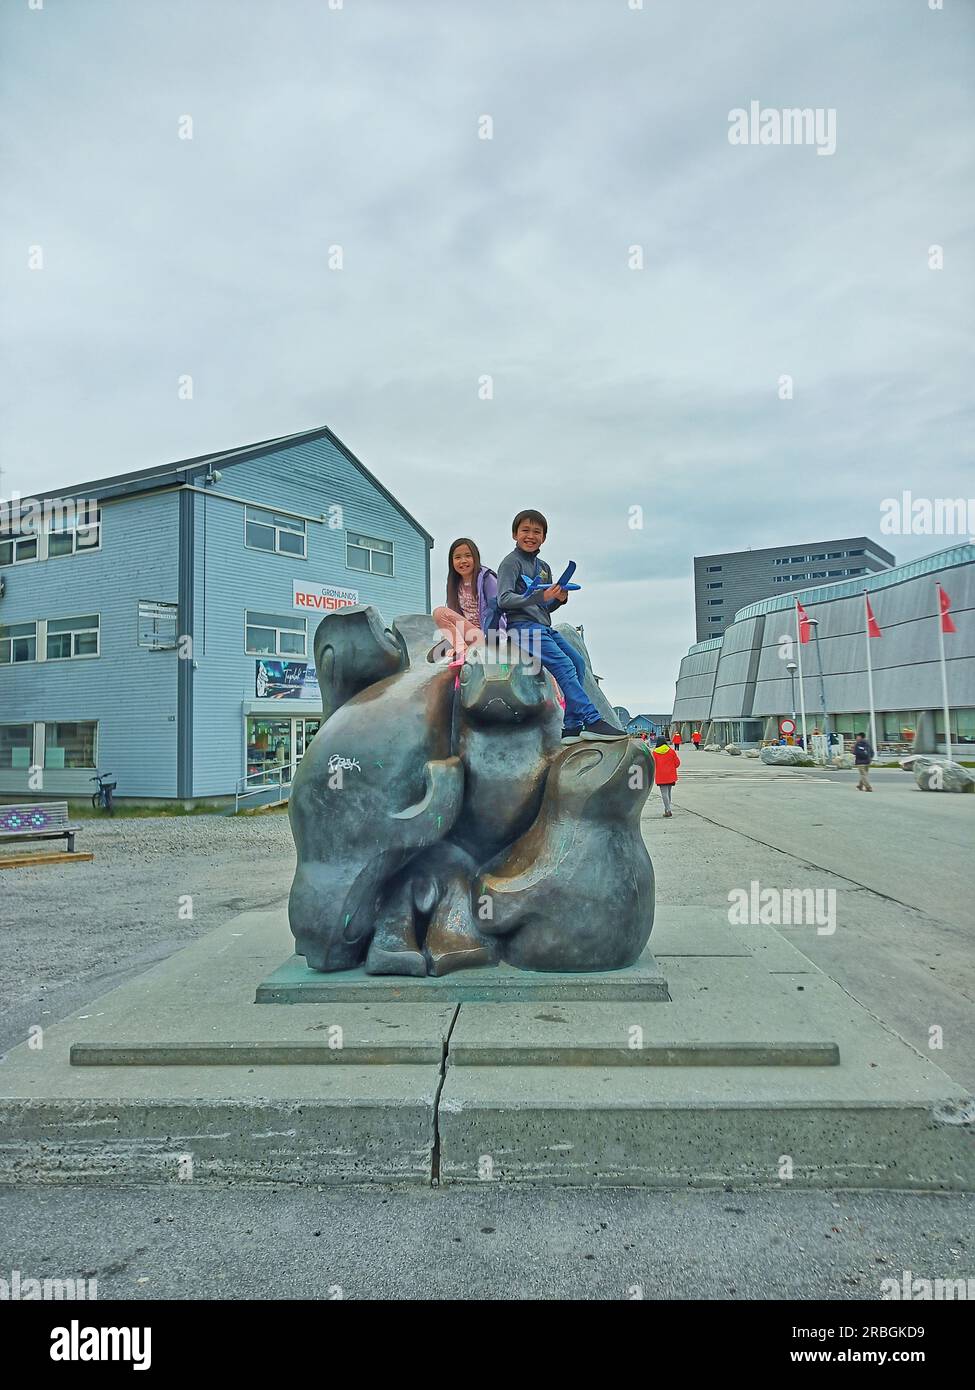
0, 427, 432, 804
625, 714, 670, 737
694, 538, 895, 641
672, 544, 974, 751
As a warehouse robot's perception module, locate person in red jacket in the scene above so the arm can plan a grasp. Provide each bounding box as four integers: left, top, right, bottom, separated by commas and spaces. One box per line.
652, 736, 680, 817
671, 730, 682, 749
691, 730, 701, 750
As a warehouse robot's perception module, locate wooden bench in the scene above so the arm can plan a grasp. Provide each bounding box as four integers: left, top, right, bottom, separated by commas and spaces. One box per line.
0, 802, 81, 854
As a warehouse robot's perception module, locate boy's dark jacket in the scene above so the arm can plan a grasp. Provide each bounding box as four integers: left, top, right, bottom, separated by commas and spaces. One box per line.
496, 545, 566, 629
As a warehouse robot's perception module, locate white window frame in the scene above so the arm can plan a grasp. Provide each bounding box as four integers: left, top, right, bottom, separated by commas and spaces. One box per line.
0, 534, 40, 567
0, 620, 38, 665
42, 719, 99, 771
138, 600, 179, 650
46, 613, 100, 661
244, 608, 308, 658
45, 503, 101, 560
244, 506, 307, 560
346, 530, 394, 577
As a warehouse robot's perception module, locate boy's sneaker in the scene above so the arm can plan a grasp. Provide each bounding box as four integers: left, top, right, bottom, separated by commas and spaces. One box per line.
562, 726, 584, 739
581, 719, 627, 741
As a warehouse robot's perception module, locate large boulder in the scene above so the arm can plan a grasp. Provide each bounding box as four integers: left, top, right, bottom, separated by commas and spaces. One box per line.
745, 748, 760, 758
703, 743, 721, 752
760, 745, 815, 767
724, 743, 742, 756
831, 753, 855, 769
913, 759, 975, 793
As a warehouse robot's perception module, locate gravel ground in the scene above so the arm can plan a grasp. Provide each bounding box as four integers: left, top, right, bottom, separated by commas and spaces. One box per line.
0, 811, 296, 1054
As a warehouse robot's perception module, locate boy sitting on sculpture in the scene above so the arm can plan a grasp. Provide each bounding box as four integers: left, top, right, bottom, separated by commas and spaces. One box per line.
495, 509, 623, 741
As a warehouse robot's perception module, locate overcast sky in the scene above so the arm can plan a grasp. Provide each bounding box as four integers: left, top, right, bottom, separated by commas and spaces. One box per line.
2, 0, 972, 711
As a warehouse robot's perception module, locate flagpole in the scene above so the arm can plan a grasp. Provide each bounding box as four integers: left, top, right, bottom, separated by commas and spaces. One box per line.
795, 601, 808, 750
864, 594, 878, 757
937, 583, 952, 761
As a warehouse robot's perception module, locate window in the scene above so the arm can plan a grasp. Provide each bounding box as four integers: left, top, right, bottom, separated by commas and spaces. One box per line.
848, 568, 865, 576
790, 555, 805, 563
46, 502, 101, 558
245, 506, 306, 558
811, 572, 827, 579
47, 614, 99, 660
811, 553, 826, 561
347, 531, 393, 576
0, 724, 33, 770
707, 598, 723, 605
0, 534, 39, 566
705, 565, 722, 573
138, 601, 178, 650
828, 552, 842, 559
847, 548, 865, 556
44, 721, 97, 770
706, 582, 723, 590
245, 609, 307, 657
0, 621, 37, 664
707, 616, 723, 624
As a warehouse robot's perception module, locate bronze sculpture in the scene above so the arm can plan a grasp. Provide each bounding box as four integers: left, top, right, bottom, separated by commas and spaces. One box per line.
288, 606, 655, 976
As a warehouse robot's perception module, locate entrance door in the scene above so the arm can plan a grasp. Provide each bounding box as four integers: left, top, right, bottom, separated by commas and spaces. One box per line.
295, 718, 321, 768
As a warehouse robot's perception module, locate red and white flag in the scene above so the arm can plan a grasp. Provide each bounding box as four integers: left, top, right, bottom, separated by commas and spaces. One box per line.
865, 595, 882, 638
937, 584, 956, 634
796, 600, 812, 643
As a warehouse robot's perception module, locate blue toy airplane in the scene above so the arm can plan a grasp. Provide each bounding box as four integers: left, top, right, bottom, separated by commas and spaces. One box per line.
519, 561, 581, 598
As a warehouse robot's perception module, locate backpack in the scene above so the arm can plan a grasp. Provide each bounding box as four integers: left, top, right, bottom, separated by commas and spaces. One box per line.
481, 569, 507, 634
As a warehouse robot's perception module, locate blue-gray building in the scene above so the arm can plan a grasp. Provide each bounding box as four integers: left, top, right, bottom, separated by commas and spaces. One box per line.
0, 427, 432, 804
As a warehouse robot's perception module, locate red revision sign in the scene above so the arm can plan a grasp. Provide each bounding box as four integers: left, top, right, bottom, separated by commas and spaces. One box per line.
779, 718, 796, 735
293, 581, 359, 612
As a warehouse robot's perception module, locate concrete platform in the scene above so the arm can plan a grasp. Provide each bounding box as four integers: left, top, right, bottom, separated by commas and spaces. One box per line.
0, 904, 972, 1189
256, 950, 671, 1004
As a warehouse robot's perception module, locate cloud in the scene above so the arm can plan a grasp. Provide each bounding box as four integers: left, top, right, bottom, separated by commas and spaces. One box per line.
1, 0, 972, 708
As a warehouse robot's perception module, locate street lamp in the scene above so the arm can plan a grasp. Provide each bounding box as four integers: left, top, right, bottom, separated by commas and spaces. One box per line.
806, 617, 831, 751
786, 661, 798, 727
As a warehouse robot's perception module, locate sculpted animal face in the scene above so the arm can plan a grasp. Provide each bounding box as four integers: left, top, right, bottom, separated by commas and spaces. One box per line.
458, 650, 549, 724
547, 738, 651, 818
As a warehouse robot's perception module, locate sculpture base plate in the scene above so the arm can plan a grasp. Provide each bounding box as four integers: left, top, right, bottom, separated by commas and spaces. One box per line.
255, 947, 671, 1004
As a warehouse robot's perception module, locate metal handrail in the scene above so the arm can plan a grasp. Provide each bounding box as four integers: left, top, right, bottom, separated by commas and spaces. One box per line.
234, 765, 290, 814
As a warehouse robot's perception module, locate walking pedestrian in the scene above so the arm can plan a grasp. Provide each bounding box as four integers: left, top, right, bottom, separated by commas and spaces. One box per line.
652, 734, 680, 817
672, 730, 682, 750
853, 731, 874, 791
691, 730, 701, 750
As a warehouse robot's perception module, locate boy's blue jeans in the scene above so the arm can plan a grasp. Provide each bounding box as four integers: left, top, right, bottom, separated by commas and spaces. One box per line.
511, 624, 601, 728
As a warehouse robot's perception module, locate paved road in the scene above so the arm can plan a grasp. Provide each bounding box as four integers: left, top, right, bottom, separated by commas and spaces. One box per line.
646, 755, 975, 1091
1, 1184, 972, 1301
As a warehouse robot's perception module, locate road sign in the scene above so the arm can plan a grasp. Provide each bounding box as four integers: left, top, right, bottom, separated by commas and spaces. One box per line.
779, 718, 796, 735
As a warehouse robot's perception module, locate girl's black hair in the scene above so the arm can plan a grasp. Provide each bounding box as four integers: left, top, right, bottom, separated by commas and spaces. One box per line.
445, 537, 482, 613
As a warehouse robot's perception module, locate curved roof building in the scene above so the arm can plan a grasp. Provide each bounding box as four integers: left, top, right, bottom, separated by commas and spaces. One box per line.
671, 544, 974, 753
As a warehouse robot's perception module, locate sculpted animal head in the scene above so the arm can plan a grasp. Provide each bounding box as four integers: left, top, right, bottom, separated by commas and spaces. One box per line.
543, 738, 652, 820
458, 645, 552, 724
313, 605, 408, 722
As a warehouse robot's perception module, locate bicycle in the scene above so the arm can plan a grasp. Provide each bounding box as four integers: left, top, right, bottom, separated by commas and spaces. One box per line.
90, 771, 117, 815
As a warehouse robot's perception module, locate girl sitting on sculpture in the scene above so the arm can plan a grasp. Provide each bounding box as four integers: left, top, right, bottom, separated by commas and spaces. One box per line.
432, 537, 503, 666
